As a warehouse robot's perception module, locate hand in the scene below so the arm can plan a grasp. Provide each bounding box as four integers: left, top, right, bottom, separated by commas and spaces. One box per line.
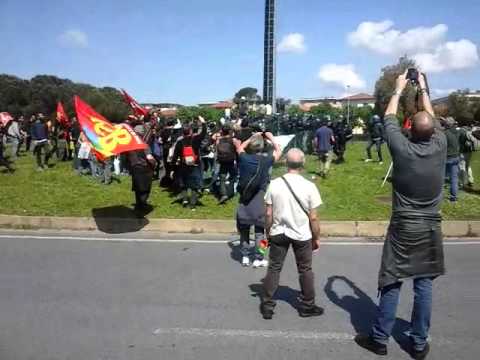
198, 116, 205, 124
312, 237, 320, 253
395, 70, 409, 94
418, 72, 428, 91
264, 131, 274, 141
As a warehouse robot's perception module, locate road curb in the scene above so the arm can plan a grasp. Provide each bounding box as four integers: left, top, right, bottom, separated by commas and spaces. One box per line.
0, 215, 479, 238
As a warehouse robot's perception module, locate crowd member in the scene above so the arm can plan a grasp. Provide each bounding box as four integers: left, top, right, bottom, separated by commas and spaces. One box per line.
56, 124, 69, 161
261, 148, 323, 319
24, 115, 35, 152
6, 116, 22, 161
332, 119, 352, 164
70, 117, 81, 167
126, 123, 156, 213
31, 113, 51, 171
355, 71, 446, 360
458, 125, 478, 188
365, 115, 384, 164
0, 123, 15, 172
76, 132, 92, 174
171, 116, 207, 210
234, 118, 253, 143
313, 119, 335, 178
443, 117, 461, 202
160, 120, 178, 187
235, 132, 281, 268
213, 123, 237, 204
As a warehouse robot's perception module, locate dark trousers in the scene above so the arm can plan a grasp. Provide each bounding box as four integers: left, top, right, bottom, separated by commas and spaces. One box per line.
366, 139, 383, 161
33, 141, 51, 168
263, 234, 315, 310
219, 161, 237, 197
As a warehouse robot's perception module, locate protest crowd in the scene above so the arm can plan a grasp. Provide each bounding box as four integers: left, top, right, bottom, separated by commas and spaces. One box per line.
1, 69, 480, 359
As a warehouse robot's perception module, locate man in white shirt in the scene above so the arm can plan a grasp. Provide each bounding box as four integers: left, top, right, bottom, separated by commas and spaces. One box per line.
261, 148, 324, 319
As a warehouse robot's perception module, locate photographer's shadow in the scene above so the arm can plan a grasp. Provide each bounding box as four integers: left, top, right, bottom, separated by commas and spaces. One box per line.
249, 282, 299, 311
325, 275, 411, 355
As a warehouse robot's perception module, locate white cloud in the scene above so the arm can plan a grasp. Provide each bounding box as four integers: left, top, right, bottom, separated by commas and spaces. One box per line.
413, 40, 479, 73
318, 64, 366, 90
348, 21, 447, 56
278, 33, 306, 53
58, 29, 88, 48
347, 20, 479, 72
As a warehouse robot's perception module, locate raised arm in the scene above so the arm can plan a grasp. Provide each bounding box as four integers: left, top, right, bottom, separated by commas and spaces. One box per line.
263, 131, 281, 162
418, 73, 435, 118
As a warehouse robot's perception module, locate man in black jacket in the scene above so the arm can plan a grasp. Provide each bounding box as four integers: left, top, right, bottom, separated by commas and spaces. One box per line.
126, 123, 156, 213
355, 71, 446, 360
365, 115, 384, 164
172, 116, 207, 210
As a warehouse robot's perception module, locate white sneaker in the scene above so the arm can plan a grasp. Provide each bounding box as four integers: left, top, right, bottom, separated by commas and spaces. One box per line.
364, 159, 373, 163
242, 256, 250, 267
252, 259, 268, 268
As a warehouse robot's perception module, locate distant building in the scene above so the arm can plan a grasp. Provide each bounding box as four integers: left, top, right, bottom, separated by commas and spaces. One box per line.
198, 101, 235, 110
299, 93, 375, 111
432, 91, 480, 107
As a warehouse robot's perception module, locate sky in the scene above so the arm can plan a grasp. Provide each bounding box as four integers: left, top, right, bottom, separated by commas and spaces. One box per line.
1, 0, 479, 105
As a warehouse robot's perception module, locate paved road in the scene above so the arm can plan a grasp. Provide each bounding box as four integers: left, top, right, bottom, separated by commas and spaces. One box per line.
0, 232, 478, 360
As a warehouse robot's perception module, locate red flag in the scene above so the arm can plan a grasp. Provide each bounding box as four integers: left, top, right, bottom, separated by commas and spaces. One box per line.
403, 117, 412, 130
56, 102, 70, 127
120, 89, 148, 117
0, 112, 13, 127
74, 96, 147, 157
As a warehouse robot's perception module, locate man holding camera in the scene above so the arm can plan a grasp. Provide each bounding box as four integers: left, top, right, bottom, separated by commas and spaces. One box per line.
355, 70, 446, 360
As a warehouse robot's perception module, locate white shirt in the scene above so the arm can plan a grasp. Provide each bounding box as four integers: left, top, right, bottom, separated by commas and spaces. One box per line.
265, 173, 322, 241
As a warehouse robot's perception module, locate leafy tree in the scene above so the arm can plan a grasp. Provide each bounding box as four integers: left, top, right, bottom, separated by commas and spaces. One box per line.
287, 104, 304, 116
233, 87, 261, 103
447, 91, 480, 126
0, 73, 130, 122
374, 56, 418, 118
309, 103, 341, 119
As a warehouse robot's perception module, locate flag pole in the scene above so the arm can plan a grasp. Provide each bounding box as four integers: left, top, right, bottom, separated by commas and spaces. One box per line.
381, 162, 393, 188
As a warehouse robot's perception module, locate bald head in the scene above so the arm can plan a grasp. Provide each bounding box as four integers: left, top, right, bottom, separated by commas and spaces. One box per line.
411, 111, 435, 142
286, 148, 305, 170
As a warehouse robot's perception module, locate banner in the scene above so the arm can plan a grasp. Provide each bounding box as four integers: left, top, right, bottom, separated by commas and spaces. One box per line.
74, 96, 147, 157
120, 89, 149, 117
56, 102, 70, 127
0, 112, 13, 127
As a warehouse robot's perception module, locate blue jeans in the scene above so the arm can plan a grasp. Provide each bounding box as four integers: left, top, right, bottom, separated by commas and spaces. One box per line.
372, 277, 433, 351
445, 157, 460, 201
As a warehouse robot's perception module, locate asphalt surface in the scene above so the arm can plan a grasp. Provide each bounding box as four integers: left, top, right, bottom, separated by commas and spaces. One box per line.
0, 232, 479, 360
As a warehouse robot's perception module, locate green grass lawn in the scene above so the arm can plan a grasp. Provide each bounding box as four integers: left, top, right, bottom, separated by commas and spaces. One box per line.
1, 142, 480, 220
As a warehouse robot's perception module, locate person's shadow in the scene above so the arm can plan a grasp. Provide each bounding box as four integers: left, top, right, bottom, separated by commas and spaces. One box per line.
249, 282, 299, 311
325, 275, 411, 355
91, 205, 150, 234
227, 240, 243, 264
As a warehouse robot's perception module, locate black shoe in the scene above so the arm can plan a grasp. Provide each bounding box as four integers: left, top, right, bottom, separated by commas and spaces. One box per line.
298, 304, 324, 318
411, 342, 430, 360
260, 303, 274, 320
354, 334, 387, 356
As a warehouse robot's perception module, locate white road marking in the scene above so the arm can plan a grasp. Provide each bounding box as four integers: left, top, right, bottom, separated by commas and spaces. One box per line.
0, 234, 479, 245
152, 327, 453, 345
153, 327, 353, 341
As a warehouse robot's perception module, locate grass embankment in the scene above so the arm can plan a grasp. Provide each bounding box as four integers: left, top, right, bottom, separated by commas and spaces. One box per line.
1, 142, 480, 220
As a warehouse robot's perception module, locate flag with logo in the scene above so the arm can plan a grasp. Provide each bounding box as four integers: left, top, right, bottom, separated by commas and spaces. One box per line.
120, 89, 149, 117
74, 96, 147, 157
56, 102, 71, 127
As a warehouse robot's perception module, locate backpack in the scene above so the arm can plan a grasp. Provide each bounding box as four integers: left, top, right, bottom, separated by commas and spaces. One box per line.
182, 144, 197, 166
216, 137, 236, 163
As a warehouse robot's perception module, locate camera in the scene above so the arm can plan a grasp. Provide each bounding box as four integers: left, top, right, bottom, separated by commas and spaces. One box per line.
406, 68, 419, 84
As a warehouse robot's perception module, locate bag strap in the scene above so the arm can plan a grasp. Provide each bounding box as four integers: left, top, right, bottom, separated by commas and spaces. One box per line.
281, 176, 309, 218
242, 155, 265, 196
